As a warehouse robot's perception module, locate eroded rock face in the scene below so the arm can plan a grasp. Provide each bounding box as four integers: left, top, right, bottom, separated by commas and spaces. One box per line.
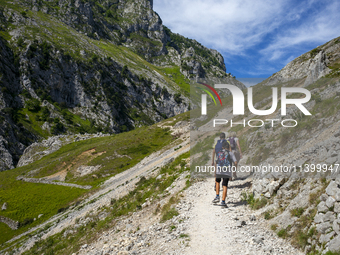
264, 50, 330, 87
263, 37, 340, 87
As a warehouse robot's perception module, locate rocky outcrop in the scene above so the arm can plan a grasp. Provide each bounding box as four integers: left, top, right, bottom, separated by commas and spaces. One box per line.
264, 36, 340, 87
264, 50, 330, 87
1, 202, 7, 211
0, 216, 19, 230
17, 133, 109, 168
16, 176, 92, 189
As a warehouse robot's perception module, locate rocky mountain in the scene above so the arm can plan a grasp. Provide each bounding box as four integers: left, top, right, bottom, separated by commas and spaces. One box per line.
185, 35, 340, 255
264, 36, 340, 87
0, 0, 243, 171
1, 31, 340, 255
221, 36, 340, 254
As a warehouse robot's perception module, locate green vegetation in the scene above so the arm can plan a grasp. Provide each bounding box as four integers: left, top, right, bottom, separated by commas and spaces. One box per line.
264, 210, 275, 220
190, 134, 215, 170
164, 26, 222, 69
290, 207, 305, 218
241, 192, 268, 210
21, 151, 191, 255
277, 228, 288, 239
0, 175, 85, 244
271, 224, 278, 231
129, 32, 162, 47
160, 196, 180, 222
15, 105, 105, 139
0, 114, 186, 245
161, 66, 191, 96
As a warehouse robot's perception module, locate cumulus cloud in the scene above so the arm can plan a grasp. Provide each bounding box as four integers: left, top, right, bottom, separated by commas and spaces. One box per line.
154, 0, 340, 77
155, 0, 286, 53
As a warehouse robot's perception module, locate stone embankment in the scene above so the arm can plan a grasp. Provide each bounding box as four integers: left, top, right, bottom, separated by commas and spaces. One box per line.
16, 177, 92, 189
0, 216, 19, 230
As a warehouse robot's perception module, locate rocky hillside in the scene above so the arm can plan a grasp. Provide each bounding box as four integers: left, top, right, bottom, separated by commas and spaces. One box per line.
264, 36, 340, 87
0, 0, 243, 171
190, 36, 340, 255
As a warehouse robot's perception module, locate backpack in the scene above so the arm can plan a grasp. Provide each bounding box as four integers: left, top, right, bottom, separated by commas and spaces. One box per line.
214, 139, 225, 154
216, 149, 232, 167
228, 137, 236, 150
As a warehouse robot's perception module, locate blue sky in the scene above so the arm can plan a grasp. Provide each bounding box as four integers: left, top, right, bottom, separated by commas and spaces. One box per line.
154, 0, 340, 82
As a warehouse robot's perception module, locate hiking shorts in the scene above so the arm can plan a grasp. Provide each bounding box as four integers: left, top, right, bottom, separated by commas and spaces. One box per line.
215, 177, 229, 187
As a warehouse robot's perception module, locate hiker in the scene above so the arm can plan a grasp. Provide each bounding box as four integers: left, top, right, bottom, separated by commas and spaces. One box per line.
228, 131, 242, 179
211, 132, 227, 167
212, 133, 228, 191
212, 140, 237, 207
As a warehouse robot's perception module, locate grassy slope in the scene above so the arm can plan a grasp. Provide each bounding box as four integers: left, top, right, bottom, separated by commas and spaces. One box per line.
24, 151, 191, 255
0, 111, 189, 245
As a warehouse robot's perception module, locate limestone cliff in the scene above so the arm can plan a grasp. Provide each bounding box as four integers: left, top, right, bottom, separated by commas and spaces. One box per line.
0, 0, 243, 170
264, 36, 340, 87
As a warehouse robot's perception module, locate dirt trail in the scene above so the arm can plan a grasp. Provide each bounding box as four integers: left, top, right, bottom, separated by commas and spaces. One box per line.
182, 178, 303, 255
75, 176, 304, 255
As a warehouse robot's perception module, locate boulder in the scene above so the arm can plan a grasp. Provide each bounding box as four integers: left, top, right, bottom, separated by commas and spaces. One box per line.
326, 181, 339, 197
320, 194, 329, 202
323, 211, 335, 222
1, 202, 7, 211
329, 235, 340, 253
319, 231, 335, 244
316, 222, 332, 234
318, 201, 329, 213
326, 196, 336, 208
334, 202, 340, 213
335, 190, 340, 202
332, 220, 340, 235
314, 213, 324, 224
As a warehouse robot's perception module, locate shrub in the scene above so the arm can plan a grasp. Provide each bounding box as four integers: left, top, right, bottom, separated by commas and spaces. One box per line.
39, 41, 51, 70
19, 218, 34, 227
271, 224, 278, 231
41, 107, 50, 121
21, 89, 32, 98
17, 37, 25, 47
277, 228, 288, 238
174, 93, 182, 104
290, 207, 305, 218
26, 98, 41, 112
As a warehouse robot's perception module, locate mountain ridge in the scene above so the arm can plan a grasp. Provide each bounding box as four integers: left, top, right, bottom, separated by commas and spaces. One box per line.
0, 0, 244, 171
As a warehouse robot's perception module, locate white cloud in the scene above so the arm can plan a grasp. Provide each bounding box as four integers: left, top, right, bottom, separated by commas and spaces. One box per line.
155, 0, 289, 53
154, 0, 340, 77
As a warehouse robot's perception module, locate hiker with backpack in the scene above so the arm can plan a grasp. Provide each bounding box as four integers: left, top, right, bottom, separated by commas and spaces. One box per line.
212, 140, 237, 207
212, 132, 228, 191
211, 132, 227, 168
228, 132, 242, 179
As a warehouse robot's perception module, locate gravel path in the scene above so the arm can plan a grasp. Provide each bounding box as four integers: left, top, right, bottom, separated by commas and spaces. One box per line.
76, 176, 304, 255
182, 178, 304, 255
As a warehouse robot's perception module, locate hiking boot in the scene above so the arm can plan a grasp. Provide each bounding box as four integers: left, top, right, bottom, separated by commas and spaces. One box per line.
212, 196, 220, 203
221, 201, 228, 207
